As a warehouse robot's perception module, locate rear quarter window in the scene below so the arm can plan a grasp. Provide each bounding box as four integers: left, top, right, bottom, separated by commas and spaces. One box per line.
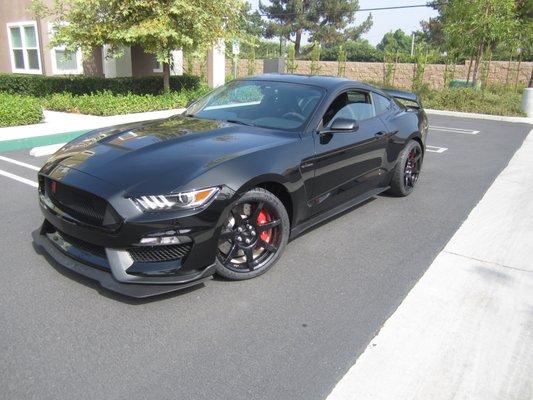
373, 93, 392, 115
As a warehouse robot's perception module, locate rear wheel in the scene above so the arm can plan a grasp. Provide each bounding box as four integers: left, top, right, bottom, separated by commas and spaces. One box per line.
389, 140, 423, 196
215, 188, 290, 280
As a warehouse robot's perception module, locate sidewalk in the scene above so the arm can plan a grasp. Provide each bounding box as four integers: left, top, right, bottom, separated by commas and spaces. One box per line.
327, 129, 533, 400
0, 109, 185, 152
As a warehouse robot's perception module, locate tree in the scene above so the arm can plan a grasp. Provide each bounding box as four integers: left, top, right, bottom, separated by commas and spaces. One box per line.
420, 0, 533, 62
443, 0, 517, 85
418, 1, 448, 50
32, 0, 246, 91
259, 0, 372, 55
376, 29, 412, 55
242, 2, 265, 38
320, 39, 382, 62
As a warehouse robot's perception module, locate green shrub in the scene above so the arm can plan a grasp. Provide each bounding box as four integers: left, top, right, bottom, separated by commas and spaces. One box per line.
0, 93, 43, 127
420, 87, 524, 116
41, 87, 210, 116
363, 81, 524, 117
0, 74, 200, 96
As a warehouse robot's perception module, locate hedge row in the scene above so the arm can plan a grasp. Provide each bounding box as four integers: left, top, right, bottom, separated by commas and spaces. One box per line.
41, 88, 210, 116
0, 73, 200, 96
0, 93, 43, 127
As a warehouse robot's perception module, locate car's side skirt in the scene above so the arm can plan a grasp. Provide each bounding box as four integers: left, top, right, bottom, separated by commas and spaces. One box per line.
289, 186, 389, 239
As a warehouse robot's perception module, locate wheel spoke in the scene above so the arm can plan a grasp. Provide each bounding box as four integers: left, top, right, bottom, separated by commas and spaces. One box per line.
250, 201, 264, 221
259, 240, 277, 253
219, 230, 234, 241
243, 248, 255, 270
232, 209, 243, 225
222, 243, 239, 265
256, 219, 281, 232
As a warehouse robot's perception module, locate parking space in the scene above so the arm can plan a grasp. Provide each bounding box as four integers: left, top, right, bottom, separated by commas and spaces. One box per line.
0, 114, 530, 400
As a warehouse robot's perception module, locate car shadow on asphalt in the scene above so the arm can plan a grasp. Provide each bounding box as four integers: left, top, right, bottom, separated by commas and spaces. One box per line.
30, 197, 377, 298
292, 197, 376, 240
212, 197, 377, 283
30, 233, 206, 305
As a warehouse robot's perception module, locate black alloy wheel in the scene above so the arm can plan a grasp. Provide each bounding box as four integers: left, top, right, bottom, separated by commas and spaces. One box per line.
215, 188, 289, 280
404, 146, 422, 190
388, 140, 423, 196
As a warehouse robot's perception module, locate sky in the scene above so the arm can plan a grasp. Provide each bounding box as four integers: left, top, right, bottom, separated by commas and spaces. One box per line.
248, 0, 439, 46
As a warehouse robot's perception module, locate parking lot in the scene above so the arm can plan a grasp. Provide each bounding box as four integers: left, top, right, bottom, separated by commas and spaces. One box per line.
0, 114, 530, 400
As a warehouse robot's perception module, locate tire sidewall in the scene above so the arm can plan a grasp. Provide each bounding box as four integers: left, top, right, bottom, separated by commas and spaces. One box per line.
214, 188, 290, 280
391, 140, 423, 196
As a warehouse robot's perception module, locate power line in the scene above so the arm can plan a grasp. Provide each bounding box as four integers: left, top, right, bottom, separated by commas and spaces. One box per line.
259, 2, 447, 17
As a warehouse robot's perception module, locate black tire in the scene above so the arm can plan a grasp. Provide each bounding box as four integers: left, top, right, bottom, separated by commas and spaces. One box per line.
215, 188, 290, 280
389, 140, 423, 197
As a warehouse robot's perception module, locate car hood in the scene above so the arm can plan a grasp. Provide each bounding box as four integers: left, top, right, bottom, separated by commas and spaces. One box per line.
41, 115, 296, 195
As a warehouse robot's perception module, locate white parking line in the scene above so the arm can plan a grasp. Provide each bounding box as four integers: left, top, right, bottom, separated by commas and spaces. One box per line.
426, 145, 448, 153
0, 169, 37, 187
429, 125, 479, 135
0, 155, 40, 171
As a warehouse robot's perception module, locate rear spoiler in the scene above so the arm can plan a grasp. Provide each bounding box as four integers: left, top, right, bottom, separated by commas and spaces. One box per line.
383, 89, 422, 108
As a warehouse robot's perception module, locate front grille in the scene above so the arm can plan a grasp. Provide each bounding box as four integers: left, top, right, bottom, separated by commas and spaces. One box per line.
57, 230, 107, 259
45, 178, 120, 228
128, 244, 192, 263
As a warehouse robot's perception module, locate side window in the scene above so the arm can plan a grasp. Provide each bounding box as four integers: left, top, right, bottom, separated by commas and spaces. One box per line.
373, 93, 392, 115
323, 90, 375, 126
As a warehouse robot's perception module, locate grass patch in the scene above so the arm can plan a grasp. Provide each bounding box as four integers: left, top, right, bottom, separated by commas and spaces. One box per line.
41, 88, 210, 116
0, 92, 43, 127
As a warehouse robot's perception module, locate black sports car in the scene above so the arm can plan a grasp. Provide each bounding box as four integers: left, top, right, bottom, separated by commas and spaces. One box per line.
34, 74, 428, 298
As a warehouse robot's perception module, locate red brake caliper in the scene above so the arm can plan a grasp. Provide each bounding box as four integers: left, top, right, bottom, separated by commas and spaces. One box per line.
257, 209, 271, 242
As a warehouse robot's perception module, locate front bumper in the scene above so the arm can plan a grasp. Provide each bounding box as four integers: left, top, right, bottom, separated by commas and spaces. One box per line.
34, 166, 236, 297
33, 224, 216, 298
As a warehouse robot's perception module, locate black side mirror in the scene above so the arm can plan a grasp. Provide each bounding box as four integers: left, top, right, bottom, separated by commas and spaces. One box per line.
330, 118, 358, 131
319, 118, 359, 144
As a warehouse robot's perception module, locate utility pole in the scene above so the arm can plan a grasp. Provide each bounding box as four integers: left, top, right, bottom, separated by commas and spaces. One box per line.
410, 33, 415, 57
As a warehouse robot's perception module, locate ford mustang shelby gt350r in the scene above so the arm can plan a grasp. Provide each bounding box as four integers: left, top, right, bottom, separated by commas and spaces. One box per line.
34, 74, 428, 298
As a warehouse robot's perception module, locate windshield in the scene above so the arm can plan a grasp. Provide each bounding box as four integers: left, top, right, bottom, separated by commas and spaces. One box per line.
185, 80, 324, 131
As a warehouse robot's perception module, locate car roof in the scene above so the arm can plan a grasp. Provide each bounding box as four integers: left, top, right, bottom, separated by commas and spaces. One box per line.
241, 73, 375, 91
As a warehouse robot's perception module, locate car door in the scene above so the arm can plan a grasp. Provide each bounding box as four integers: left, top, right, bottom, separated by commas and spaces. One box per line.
308, 89, 390, 214
371, 91, 405, 171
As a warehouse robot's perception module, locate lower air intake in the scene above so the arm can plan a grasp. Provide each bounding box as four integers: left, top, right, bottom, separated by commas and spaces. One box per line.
128, 244, 192, 263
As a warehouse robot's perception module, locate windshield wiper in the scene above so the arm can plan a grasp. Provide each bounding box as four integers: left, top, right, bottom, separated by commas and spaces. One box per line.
225, 119, 255, 127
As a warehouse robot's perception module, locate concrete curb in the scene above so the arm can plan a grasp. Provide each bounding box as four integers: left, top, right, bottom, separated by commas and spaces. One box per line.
326, 129, 533, 400
426, 109, 533, 124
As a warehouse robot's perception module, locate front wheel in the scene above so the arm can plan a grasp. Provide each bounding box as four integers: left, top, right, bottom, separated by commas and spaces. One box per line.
215, 188, 290, 280
388, 140, 423, 196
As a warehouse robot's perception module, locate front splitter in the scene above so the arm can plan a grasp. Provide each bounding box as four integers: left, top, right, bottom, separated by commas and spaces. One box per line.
32, 230, 214, 298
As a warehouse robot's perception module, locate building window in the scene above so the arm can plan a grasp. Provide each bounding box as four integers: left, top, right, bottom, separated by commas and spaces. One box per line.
7, 21, 42, 73
48, 23, 82, 75
153, 57, 163, 73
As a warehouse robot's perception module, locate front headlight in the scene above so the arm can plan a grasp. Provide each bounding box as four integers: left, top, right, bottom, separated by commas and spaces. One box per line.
132, 187, 220, 211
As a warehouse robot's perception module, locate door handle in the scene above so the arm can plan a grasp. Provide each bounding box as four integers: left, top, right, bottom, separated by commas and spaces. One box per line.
375, 131, 386, 137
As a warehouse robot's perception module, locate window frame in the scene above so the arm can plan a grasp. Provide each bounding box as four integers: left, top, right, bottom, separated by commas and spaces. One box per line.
153, 57, 163, 73
6, 21, 42, 74
371, 92, 394, 116
48, 23, 83, 75
321, 88, 377, 128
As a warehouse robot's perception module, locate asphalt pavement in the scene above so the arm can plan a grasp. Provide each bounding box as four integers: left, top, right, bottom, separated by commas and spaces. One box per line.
0, 114, 530, 400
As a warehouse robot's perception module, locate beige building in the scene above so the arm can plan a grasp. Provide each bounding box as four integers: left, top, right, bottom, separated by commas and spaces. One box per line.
0, 0, 183, 78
